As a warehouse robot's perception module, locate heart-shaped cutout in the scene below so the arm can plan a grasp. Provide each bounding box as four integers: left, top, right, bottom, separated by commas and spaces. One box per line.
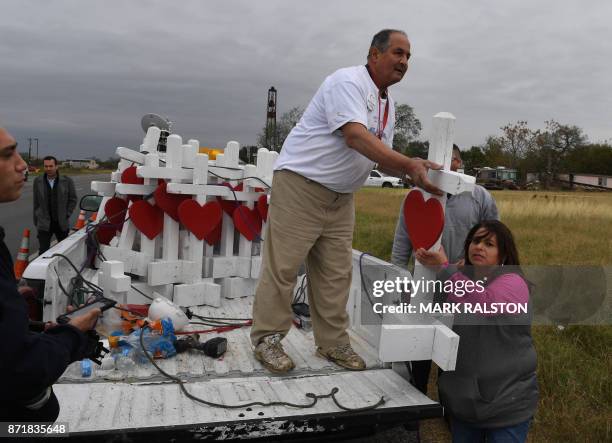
256, 194, 269, 222
178, 200, 223, 241
104, 197, 128, 228
121, 165, 144, 185
96, 223, 119, 245
205, 219, 222, 245
129, 200, 164, 239
216, 182, 242, 216
154, 180, 190, 222
233, 205, 262, 241
403, 189, 444, 250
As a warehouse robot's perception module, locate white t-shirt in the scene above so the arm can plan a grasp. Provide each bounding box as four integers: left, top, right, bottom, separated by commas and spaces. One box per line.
274, 65, 395, 193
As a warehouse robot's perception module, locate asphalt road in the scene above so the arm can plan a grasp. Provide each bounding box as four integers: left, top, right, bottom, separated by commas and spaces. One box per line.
0, 173, 108, 258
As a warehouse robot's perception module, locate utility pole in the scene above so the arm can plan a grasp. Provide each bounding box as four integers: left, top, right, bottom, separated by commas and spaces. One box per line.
265, 87, 278, 152
28, 138, 32, 161
34, 138, 39, 160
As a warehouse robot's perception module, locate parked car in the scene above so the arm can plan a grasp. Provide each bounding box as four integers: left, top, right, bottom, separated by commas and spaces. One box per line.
363, 169, 403, 188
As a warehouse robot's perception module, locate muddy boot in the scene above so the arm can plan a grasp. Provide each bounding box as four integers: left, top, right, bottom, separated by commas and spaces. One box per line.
254, 334, 295, 374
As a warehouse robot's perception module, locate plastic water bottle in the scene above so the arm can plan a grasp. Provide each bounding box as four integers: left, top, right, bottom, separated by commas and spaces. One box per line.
113, 347, 136, 372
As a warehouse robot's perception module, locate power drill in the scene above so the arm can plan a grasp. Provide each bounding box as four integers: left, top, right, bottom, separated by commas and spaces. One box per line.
174, 335, 227, 358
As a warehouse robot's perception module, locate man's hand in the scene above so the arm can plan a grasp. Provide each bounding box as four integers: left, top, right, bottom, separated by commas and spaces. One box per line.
406, 158, 443, 195
68, 308, 101, 332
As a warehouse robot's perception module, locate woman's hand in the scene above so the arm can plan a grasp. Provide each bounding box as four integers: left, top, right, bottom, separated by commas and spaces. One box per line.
415, 246, 448, 268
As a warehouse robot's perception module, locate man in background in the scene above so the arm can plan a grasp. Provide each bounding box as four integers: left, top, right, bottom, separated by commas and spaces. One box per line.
33, 155, 77, 253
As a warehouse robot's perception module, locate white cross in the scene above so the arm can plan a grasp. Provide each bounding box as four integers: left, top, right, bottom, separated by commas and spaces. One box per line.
413, 112, 475, 305
377, 112, 473, 370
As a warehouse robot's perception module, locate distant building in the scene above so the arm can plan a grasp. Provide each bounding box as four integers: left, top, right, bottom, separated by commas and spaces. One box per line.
63, 159, 99, 169
558, 173, 612, 190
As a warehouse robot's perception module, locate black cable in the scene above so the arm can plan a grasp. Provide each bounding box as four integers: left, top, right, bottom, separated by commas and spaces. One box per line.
50, 253, 104, 294
138, 323, 385, 411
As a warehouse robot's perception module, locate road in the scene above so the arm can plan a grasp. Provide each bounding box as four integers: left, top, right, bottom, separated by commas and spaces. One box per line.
1, 173, 108, 257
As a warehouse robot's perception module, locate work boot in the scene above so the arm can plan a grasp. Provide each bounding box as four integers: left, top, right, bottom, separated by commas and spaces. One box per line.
254, 334, 295, 374
317, 343, 366, 371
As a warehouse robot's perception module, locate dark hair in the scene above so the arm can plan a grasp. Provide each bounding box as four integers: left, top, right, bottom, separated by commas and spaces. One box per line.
43, 155, 58, 165
452, 144, 461, 156
464, 220, 520, 267
463, 220, 532, 291
369, 29, 407, 57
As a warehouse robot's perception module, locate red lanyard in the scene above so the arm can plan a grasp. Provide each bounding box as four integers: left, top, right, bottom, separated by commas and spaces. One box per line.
377, 92, 390, 140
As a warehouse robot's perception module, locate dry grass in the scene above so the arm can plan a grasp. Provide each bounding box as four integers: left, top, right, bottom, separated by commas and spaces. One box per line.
353, 188, 612, 442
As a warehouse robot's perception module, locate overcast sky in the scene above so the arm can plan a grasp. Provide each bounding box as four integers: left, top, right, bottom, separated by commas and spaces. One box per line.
1, 0, 611, 159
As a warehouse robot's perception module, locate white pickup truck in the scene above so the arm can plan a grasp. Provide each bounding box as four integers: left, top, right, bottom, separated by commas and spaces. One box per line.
363, 170, 405, 188
22, 121, 458, 441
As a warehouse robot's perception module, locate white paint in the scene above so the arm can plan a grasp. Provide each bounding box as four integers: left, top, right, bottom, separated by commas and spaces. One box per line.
99, 260, 130, 304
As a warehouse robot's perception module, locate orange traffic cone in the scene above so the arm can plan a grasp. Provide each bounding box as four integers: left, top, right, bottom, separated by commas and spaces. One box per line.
73, 210, 87, 230
14, 228, 30, 279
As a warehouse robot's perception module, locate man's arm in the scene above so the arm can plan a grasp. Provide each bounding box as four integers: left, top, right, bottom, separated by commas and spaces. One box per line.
342, 122, 442, 195
391, 196, 414, 267
0, 279, 89, 401
477, 186, 500, 221
66, 177, 77, 216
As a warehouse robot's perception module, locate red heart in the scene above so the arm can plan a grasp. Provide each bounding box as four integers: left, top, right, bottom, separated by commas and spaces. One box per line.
96, 223, 118, 245
178, 200, 223, 241
121, 166, 144, 185
154, 180, 190, 222
205, 220, 222, 245
216, 182, 242, 215
104, 197, 128, 229
129, 200, 164, 239
218, 199, 239, 216
403, 190, 445, 250
256, 194, 269, 222
233, 205, 262, 241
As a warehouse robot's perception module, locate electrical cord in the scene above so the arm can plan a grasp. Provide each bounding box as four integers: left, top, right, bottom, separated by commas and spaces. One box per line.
139, 323, 385, 412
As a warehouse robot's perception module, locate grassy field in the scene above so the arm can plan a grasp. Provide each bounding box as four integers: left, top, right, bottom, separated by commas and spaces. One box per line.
353, 188, 612, 442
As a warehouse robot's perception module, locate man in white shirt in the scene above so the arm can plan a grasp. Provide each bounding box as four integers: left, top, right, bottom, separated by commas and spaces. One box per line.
251, 29, 442, 373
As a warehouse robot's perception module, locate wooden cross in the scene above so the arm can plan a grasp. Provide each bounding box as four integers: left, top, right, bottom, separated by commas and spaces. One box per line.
377, 112, 474, 368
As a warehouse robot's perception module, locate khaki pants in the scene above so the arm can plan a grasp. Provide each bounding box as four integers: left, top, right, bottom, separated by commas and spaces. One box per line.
251, 170, 354, 350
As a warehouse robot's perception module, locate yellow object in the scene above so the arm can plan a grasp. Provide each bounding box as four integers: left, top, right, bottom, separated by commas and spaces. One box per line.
198, 147, 223, 160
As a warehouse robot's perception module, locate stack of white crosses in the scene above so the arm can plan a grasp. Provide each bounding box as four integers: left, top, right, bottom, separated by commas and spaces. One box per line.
90, 127, 278, 308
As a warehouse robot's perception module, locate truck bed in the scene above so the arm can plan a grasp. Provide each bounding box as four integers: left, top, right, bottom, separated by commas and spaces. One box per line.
56, 296, 440, 440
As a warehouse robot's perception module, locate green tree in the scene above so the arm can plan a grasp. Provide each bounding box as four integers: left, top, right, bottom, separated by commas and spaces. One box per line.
392, 103, 422, 153
562, 144, 612, 175
481, 136, 510, 167
461, 146, 487, 174
535, 120, 588, 186
498, 121, 539, 169
404, 140, 429, 159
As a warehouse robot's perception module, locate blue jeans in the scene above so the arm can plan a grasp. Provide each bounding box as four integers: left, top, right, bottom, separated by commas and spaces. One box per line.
451, 417, 531, 443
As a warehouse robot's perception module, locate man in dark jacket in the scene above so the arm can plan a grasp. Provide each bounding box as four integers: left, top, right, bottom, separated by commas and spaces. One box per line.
33, 155, 77, 253
0, 127, 100, 422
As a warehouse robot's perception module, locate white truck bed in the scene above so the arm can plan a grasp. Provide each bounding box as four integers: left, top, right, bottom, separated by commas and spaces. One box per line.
24, 232, 447, 440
